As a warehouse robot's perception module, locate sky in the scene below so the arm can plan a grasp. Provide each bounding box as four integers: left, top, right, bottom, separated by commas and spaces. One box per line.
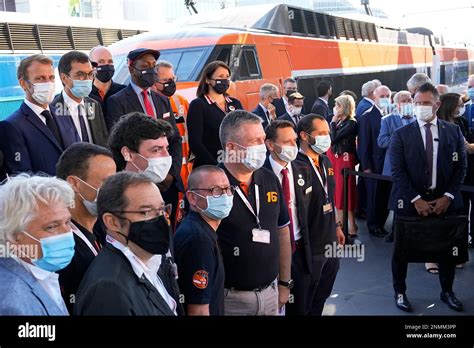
353, 0, 474, 44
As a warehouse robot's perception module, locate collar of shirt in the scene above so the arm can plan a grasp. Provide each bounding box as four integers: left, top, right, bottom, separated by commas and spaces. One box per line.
187, 211, 218, 242
24, 98, 50, 120
418, 117, 438, 129
269, 154, 290, 178
14, 256, 59, 281
363, 97, 375, 105
319, 97, 329, 105
299, 148, 319, 167
204, 94, 232, 104
62, 90, 84, 111
130, 80, 150, 96
259, 103, 269, 115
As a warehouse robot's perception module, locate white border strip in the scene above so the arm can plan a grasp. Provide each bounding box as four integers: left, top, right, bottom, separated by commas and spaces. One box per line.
292, 63, 430, 77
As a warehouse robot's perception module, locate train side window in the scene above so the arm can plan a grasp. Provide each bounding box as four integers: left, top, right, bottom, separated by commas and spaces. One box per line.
237, 47, 262, 80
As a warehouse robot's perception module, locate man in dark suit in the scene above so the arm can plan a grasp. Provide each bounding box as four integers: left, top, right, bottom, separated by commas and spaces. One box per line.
357, 85, 392, 238
311, 80, 332, 122
390, 83, 467, 312
88, 45, 126, 116
74, 171, 182, 316
0, 54, 80, 176
252, 83, 279, 129
296, 114, 345, 316
106, 48, 183, 226
278, 92, 305, 127
272, 77, 297, 118
264, 120, 313, 315
51, 50, 109, 148
356, 79, 381, 119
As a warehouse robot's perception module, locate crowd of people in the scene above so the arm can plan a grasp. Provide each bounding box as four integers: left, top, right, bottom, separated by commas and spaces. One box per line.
0, 46, 472, 316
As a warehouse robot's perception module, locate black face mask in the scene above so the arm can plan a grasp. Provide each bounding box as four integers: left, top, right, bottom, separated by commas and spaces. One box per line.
159, 80, 176, 97
211, 79, 230, 94
95, 64, 115, 83
118, 215, 170, 255
133, 66, 157, 88
286, 90, 297, 99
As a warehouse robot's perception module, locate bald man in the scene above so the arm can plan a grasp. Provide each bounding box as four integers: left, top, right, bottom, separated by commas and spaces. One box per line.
88, 45, 126, 115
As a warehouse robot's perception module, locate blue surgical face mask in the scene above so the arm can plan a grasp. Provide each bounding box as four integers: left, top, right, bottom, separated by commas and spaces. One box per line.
193, 192, 234, 220
399, 103, 414, 117
22, 230, 75, 272
67, 76, 93, 98
468, 87, 474, 100
378, 97, 391, 109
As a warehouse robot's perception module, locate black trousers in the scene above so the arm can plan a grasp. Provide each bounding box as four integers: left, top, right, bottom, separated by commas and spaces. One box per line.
285, 244, 311, 316
306, 254, 340, 316
461, 191, 474, 238
365, 178, 391, 230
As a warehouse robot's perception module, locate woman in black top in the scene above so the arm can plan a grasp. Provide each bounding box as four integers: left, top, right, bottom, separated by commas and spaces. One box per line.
187, 61, 243, 169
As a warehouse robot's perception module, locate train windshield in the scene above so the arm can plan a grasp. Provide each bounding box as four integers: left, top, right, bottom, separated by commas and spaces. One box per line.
113, 46, 213, 84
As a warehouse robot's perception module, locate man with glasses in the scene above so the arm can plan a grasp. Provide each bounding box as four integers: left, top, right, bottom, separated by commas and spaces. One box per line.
0, 54, 79, 176
52, 50, 109, 147
56, 142, 117, 313
74, 171, 182, 316
174, 165, 234, 316
272, 77, 298, 118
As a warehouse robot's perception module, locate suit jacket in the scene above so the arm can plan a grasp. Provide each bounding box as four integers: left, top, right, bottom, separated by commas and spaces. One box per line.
74, 244, 181, 316
51, 93, 109, 148
252, 104, 271, 129
278, 112, 299, 127
389, 119, 467, 216
0, 102, 80, 176
105, 84, 184, 192
356, 98, 374, 120
377, 113, 415, 176
272, 98, 287, 118
263, 156, 313, 273
357, 105, 385, 174
0, 258, 68, 315
462, 103, 474, 132
311, 98, 330, 122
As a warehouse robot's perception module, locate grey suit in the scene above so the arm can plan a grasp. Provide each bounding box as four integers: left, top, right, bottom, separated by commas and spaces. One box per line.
0, 258, 68, 315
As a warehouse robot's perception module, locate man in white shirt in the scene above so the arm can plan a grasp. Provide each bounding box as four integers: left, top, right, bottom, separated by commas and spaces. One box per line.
0, 175, 75, 315
74, 171, 181, 316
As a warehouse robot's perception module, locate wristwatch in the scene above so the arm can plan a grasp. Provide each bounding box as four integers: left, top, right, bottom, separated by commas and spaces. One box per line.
278, 279, 294, 289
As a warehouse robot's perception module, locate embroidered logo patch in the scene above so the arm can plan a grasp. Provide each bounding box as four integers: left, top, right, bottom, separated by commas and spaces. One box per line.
192, 270, 209, 289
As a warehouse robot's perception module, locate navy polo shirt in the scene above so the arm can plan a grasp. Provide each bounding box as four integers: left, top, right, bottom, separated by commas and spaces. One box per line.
217, 165, 290, 291
174, 211, 225, 315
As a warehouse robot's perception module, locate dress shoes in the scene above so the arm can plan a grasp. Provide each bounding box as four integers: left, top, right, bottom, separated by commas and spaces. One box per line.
440, 291, 463, 312
395, 293, 412, 312
369, 228, 385, 238
385, 232, 394, 242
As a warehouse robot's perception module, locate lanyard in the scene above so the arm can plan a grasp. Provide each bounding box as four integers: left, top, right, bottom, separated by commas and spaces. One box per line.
308, 157, 329, 201
72, 223, 98, 257
236, 184, 261, 228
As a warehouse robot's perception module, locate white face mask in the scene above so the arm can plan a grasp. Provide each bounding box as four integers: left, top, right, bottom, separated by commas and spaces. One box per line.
415, 105, 434, 122
308, 134, 331, 154
29, 82, 56, 105
290, 106, 302, 116
75, 176, 99, 217
457, 105, 466, 117
275, 144, 298, 163
134, 154, 172, 183
241, 144, 267, 171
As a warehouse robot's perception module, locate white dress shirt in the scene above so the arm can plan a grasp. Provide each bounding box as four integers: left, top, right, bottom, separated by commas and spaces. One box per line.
23, 98, 49, 125
14, 257, 69, 314
130, 81, 157, 116
269, 155, 302, 241
106, 235, 177, 315
283, 96, 291, 115
62, 91, 93, 142
259, 103, 271, 124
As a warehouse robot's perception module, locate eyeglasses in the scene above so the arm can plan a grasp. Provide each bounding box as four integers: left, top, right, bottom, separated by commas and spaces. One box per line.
68, 71, 96, 81
112, 204, 172, 222
191, 186, 236, 198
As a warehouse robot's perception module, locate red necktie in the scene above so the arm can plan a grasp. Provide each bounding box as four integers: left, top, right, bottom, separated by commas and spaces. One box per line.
142, 90, 156, 118
281, 168, 296, 253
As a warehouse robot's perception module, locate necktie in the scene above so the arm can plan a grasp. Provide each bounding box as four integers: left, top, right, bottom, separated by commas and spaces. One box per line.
266, 110, 271, 124
41, 110, 63, 148
78, 105, 90, 143
281, 168, 296, 253
424, 123, 434, 187
142, 90, 156, 118
293, 114, 300, 125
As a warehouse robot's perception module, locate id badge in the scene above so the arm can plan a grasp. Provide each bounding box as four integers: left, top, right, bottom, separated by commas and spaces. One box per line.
252, 228, 270, 244
323, 202, 333, 215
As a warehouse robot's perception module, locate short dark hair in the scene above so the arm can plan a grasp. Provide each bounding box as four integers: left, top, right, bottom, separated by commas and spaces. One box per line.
265, 120, 295, 142
187, 165, 225, 191
297, 114, 327, 138
97, 171, 153, 219
196, 61, 231, 98
438, 93, 461, 121
56, 143, 113, 181
108, 112, 173, 171
317, 80, 331, 97
58, 50, 91, 76
17, 54, 53, 80
219, 110, 262, 147
284, 77, 296, 85
416, 83, 440, 100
